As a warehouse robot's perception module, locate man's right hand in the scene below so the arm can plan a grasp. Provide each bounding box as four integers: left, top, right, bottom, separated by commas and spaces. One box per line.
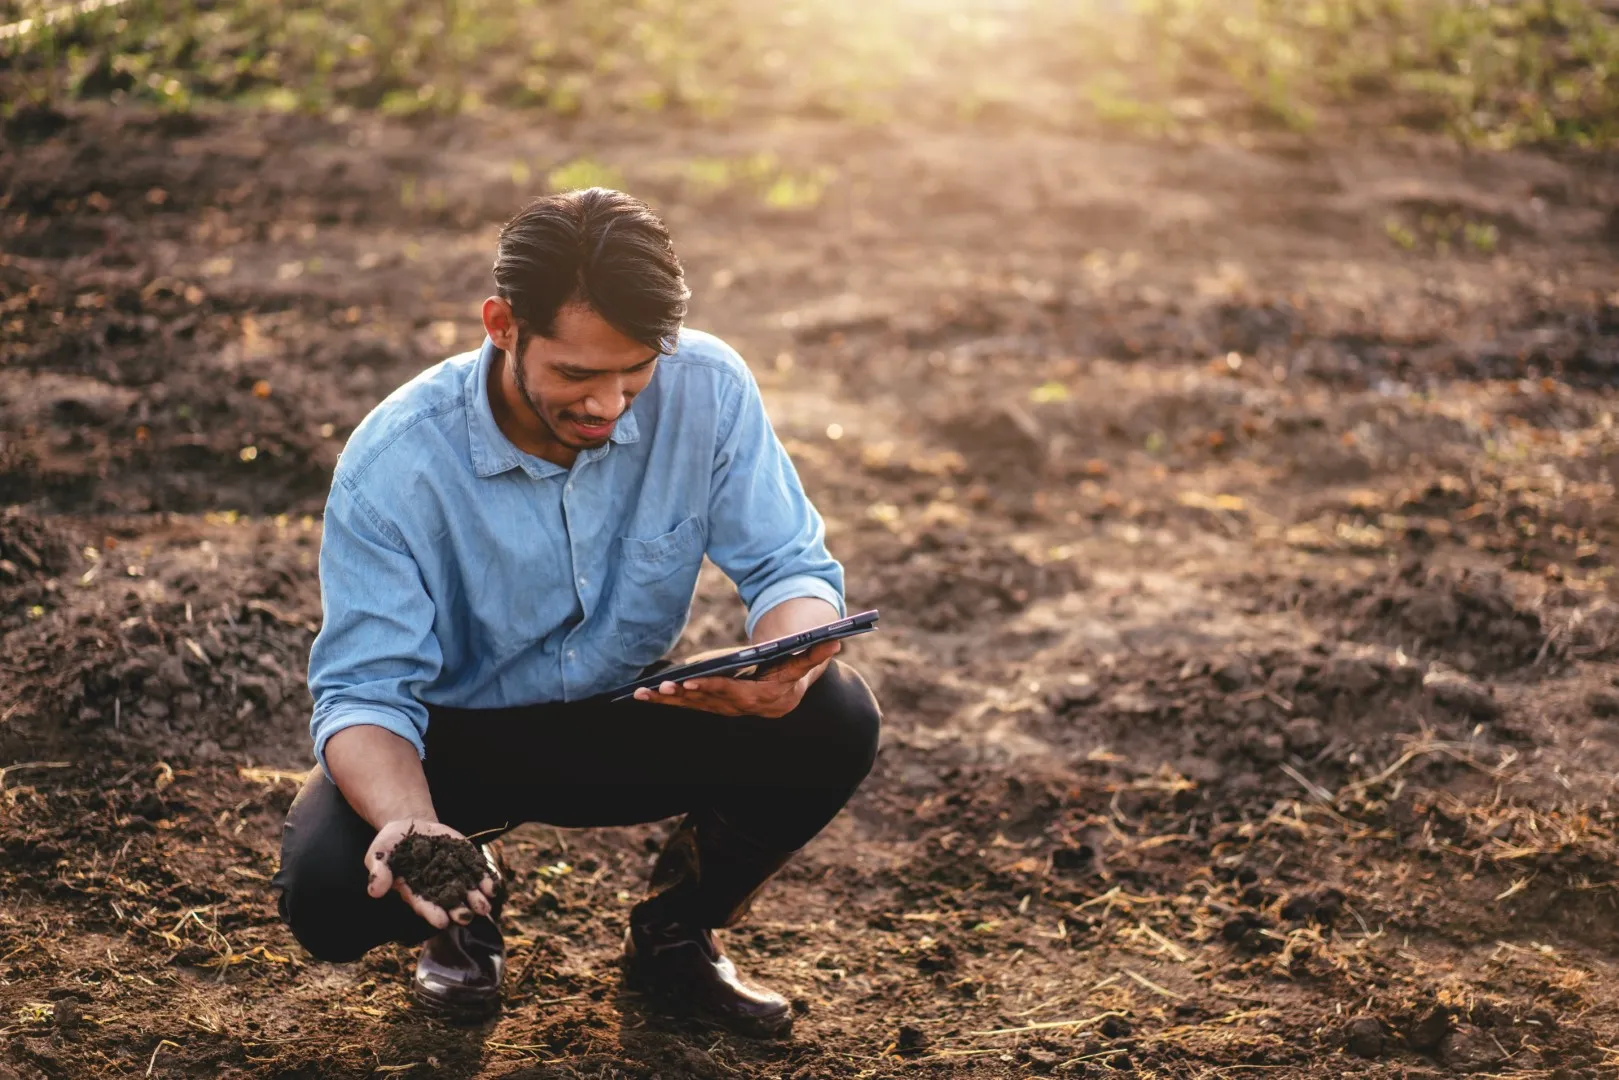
363, 818, 497, 931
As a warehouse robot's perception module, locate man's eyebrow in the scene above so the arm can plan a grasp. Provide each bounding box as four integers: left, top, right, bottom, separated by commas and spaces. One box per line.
556, 353, 661, 377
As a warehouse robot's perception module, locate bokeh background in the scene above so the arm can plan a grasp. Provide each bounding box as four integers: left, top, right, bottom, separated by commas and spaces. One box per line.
6, 0, 1619, 146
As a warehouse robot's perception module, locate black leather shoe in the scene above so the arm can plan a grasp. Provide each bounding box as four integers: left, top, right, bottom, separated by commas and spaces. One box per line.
624, 922, 792, 1038
412, 843, 506, 1022
625, 810, 797, 1037
413, 916, 505, 1021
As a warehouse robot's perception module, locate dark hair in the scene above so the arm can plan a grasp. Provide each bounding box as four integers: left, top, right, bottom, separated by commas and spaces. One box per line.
493, 188, 688, 354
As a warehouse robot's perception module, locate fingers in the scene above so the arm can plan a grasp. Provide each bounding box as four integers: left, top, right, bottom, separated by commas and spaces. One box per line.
638, 683, 728, 711
636, 679, 707, 704
366, 847, 395, 899
630, 639, 844, 701
478, 875, 498, 899
641, 687, 708, 708
399, 882, 451, 931
632, 678, 686, 702
466, 889, 491, 918
668, 678, 742, 701
636, 681, 800, 717
627, 657, 826, 715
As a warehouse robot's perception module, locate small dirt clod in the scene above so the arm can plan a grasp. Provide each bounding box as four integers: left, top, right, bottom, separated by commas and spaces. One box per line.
1440, 1025, 1507, 1072
1586, 687, 1619, 717
895, 1024, 930, 1055
1025, 1047, 1060, 1071
387, 830, 502, 912
1345, 1017, 1384, 1058
52, 999, 83, 1032
1408, 1006, 1453, 1052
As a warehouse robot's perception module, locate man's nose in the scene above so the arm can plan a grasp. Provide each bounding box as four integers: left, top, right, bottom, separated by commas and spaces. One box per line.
583, 389, 627, 420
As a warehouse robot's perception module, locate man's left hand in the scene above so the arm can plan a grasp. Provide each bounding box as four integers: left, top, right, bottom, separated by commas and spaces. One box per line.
632, 640, 841, 717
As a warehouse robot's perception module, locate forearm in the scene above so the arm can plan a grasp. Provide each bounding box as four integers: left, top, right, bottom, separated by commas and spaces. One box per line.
751, 595, 839, 644
323, 724, 437, 830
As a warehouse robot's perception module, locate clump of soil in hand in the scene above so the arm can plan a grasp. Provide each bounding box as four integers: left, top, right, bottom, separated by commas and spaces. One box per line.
388, 830, 504, 912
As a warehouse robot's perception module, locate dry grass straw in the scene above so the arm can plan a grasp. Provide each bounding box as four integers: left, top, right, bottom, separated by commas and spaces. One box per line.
1272, 732, 1617, 874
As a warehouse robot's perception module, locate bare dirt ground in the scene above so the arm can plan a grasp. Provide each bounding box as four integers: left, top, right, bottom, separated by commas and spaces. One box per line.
3, 106, 1619, 1078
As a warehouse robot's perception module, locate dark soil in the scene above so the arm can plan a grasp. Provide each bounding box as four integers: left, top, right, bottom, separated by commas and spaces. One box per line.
1237, 557, 1557, 675
389, 831, 501, 913
2, 103, 1617, 1078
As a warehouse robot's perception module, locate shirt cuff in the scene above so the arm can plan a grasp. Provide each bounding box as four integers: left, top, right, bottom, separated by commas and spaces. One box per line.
312, 704, 427, 780
745, 574, 846, 639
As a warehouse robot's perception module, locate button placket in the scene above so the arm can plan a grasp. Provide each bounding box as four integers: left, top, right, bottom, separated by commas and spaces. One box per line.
561, 460, 587, 692
565, 464, 586, 602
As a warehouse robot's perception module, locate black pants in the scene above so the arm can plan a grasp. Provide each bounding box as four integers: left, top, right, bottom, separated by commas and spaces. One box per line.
272, 660, 881, 963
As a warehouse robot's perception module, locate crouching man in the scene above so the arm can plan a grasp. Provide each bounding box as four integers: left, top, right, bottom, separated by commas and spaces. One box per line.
271, 189, 881, 1036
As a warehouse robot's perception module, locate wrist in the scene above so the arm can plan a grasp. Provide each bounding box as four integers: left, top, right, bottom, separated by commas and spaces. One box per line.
389, 808, 440, 827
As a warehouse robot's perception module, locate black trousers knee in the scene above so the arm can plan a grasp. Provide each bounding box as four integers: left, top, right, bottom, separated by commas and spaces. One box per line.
272, 660, 881, 963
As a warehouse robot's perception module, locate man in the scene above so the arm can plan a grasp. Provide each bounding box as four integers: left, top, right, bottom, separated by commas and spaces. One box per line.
271, 188, 882, 1036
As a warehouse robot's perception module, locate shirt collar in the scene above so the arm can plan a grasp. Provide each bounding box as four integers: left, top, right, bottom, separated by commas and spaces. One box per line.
464, 337, 641, 479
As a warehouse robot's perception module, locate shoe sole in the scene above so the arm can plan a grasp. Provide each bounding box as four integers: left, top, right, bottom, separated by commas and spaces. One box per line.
411, 986, 502, 1025
622, 965, 793, 1039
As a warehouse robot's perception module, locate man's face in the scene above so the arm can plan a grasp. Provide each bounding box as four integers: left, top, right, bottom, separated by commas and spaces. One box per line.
508, 303, 661, 451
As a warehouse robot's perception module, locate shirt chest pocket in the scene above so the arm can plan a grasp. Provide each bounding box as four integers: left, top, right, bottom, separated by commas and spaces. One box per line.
611, 515, 707, 663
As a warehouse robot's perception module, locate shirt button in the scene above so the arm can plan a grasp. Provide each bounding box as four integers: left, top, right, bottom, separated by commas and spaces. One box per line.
577, 575, 587, 586
567, 649, 576, 659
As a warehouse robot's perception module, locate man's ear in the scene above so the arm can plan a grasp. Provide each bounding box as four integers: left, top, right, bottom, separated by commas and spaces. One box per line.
481, 296, 518, 351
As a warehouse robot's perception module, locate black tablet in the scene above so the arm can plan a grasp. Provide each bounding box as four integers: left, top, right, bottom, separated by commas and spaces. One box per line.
608, 610, 879, 702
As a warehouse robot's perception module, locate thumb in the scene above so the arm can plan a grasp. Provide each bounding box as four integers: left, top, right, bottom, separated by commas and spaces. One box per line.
366, 847, 395, 899
765, 640, 841, 682
808, 639, 841, 662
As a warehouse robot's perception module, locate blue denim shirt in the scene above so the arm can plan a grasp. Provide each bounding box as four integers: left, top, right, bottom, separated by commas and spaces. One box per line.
307, 330, 845, 773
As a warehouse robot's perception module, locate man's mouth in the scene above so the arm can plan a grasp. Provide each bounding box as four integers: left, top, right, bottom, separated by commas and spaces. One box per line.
569, 416, 615, 440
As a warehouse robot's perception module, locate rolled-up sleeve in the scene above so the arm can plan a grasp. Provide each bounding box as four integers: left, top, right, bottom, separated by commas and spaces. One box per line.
704, 366, 846, 639
307, 477, 442, 777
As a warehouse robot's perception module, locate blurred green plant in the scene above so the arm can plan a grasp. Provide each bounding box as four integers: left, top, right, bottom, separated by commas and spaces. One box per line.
1124, 0, 1619, 147
676, 152, 835, 210
1385, 216, 1419, 250
679, 153, 779, 196
1385, 209, 1505, 255
1, 0, 1614, 151
1087, 83, 1182, 137
546, 158, 625, 193
762, 169, 832, 210
1464, 220, 1499, 254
